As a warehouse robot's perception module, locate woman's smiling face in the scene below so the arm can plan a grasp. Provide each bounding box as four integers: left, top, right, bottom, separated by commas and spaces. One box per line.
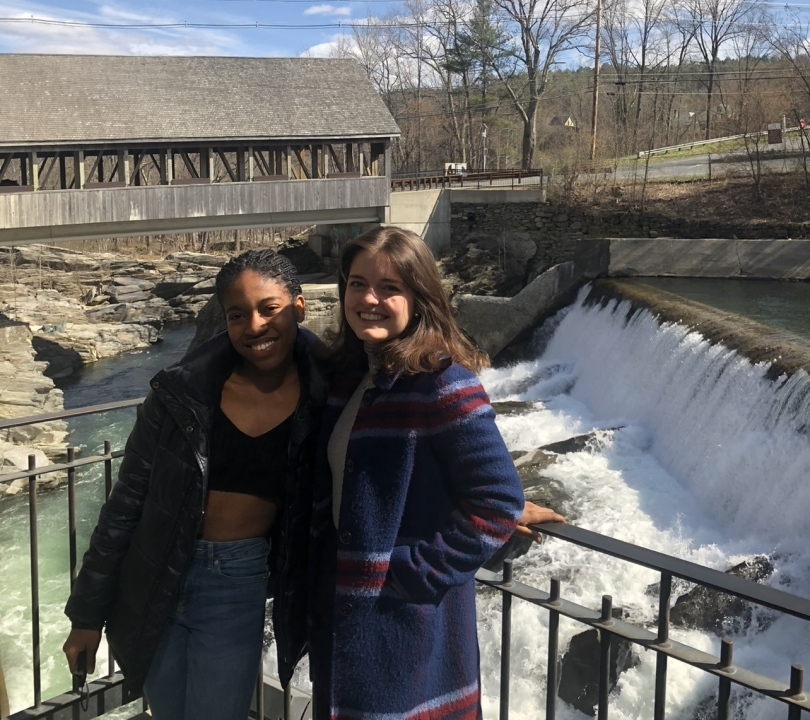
344, 250, 415, 344
223, 270, 305, 373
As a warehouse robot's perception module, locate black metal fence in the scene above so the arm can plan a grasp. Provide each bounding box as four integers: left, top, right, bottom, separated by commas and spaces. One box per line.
1, 403, 808, 720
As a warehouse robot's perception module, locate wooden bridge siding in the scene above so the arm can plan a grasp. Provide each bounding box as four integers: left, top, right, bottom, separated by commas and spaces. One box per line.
0, 177, 389, 230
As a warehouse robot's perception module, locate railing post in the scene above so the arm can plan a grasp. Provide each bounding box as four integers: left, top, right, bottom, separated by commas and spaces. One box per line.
546, 577, 561, 720
256, 656, 265, 720
717, 638, 733, 720
598, 595, 613, 720
28, 454, 42, 708
500, 559, 513, 720
104, 439, 116, 677
104, 439, 113, 499
284, 682, 292, 720
788, 665, 804, 720
655, 571, 672, 720
67, 447, 78, 588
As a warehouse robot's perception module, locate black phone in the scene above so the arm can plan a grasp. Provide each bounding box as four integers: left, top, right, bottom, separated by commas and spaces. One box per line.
72, 649, 87, 694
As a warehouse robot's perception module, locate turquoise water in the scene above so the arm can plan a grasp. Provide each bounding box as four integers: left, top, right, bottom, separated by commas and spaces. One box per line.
0, 324, 195, 717
638, 278, 810, 342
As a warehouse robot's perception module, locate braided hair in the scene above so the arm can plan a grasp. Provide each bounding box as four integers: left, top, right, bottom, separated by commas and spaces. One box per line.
215, 249, 303, 305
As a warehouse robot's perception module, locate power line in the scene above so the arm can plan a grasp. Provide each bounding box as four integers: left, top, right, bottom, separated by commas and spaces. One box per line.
3, 8, 810, 34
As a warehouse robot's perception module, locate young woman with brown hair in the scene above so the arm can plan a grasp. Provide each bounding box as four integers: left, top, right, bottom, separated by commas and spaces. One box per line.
309, 226, 563, 720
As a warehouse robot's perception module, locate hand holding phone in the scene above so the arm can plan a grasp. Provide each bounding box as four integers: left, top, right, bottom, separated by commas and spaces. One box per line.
72, 649, 87, 694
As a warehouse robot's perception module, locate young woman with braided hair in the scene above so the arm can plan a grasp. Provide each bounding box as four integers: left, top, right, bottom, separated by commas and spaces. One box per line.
62, 249, 329, 720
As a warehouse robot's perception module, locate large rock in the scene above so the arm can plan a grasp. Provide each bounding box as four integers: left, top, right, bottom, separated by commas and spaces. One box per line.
670, 556, 776, 635
558, 625, 640, 716
0, 319, 68, 476
112, 276, 156, 291
166, 251, 228, 267
440, 232, 538, 297
188, 295, 226, 354
106, 287, 151, 304
152, 273, 210, 300
279, 243, 322, 274
455, 262, 582, 359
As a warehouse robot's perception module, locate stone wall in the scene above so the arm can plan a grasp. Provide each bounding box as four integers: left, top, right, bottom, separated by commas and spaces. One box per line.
451, 199, 810, 276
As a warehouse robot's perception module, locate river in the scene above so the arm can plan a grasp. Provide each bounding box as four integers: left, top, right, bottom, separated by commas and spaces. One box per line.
2, 282, 810, 719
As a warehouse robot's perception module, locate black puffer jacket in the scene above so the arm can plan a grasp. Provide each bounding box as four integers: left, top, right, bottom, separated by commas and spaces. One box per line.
65, 327, 330, 693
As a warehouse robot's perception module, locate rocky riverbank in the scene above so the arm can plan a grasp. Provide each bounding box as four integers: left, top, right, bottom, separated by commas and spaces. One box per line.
0, 245, 227, 489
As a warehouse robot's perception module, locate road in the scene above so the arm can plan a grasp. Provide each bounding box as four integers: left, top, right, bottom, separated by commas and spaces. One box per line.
616, 137, 808, 181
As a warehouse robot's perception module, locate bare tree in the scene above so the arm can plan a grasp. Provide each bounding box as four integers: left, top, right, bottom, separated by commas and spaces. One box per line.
676, 0, 753, 139
487, 0, 595, 168
602, 0, 670, 154
769, 10, 810, 188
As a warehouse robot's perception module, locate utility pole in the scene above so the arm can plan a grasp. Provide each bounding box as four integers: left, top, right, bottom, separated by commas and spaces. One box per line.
590, 0, 603, 161
482, 124, 488, 171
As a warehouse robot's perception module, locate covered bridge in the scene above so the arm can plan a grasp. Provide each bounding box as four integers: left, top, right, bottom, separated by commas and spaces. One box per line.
0, 54, 400, 244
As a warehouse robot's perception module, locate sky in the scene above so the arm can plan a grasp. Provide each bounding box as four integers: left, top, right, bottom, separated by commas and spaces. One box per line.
0, 0, 389, 58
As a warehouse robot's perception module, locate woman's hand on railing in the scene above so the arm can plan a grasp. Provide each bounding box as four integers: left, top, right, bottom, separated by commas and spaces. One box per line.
63, 628, 102, 674
514, 500, 565, 544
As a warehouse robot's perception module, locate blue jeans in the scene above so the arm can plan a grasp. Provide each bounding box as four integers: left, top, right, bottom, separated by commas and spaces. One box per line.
144, 537, 270, 720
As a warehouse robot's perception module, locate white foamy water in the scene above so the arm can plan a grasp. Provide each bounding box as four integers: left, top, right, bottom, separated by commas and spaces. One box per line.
476, 289, 810, 719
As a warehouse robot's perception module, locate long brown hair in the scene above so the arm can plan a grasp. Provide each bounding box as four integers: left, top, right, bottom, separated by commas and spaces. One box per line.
328, 226, 488, 375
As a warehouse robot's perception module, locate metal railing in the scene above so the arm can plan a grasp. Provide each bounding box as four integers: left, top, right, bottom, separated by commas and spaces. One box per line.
637, 127, 802, 158
391, 169, 542, 192
481, 523, 810, 720
2, 403, 810, 719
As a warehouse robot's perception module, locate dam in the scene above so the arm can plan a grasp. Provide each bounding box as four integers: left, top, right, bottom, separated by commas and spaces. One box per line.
2, 277, 810, 720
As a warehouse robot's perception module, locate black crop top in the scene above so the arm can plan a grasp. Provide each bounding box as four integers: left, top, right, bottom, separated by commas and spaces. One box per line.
208, 405, 293, 501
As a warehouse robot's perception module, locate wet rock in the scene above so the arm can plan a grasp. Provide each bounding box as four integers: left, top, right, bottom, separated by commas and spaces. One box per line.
558, 623, 640, 716
670, 556, 776, 636
491, 401, 542, 416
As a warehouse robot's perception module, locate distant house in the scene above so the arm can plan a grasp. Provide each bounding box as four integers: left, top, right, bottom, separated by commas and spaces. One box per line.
550, 116, 579, 129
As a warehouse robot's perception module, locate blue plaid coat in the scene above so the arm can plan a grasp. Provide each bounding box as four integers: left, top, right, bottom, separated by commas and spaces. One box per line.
309, 361, 524, 720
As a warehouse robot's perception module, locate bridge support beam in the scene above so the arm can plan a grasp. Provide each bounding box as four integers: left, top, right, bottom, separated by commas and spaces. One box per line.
29, 152, 39, 191
73, 151, 85, 189
117, 149, 130, 185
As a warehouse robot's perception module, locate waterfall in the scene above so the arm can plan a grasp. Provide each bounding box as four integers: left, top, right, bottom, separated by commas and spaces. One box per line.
477, 287, 810, 720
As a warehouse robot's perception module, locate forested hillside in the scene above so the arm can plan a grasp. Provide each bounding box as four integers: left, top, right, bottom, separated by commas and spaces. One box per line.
327, 0, 810, 174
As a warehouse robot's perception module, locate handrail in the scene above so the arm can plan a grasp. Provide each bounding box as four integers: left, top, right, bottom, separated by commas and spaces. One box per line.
0, 398, 144, 431
391, 169, 542, 192
638, 126, 801, 158
535, 522, 810, 622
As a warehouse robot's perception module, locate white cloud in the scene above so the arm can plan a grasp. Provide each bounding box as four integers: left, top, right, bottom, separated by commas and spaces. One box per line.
299, 33, 347, 57
0, 0, 275, 56
303, 4, 352, 17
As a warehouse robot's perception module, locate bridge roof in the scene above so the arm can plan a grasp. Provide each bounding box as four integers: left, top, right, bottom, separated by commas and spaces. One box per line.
0, 55, 400, 150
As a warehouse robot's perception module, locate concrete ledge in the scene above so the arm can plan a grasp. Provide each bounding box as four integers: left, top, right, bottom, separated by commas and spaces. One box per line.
586, 278, 810, 379
456, 261, 581, 358
389, 189, 451, 254
609, 238, 810, 280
